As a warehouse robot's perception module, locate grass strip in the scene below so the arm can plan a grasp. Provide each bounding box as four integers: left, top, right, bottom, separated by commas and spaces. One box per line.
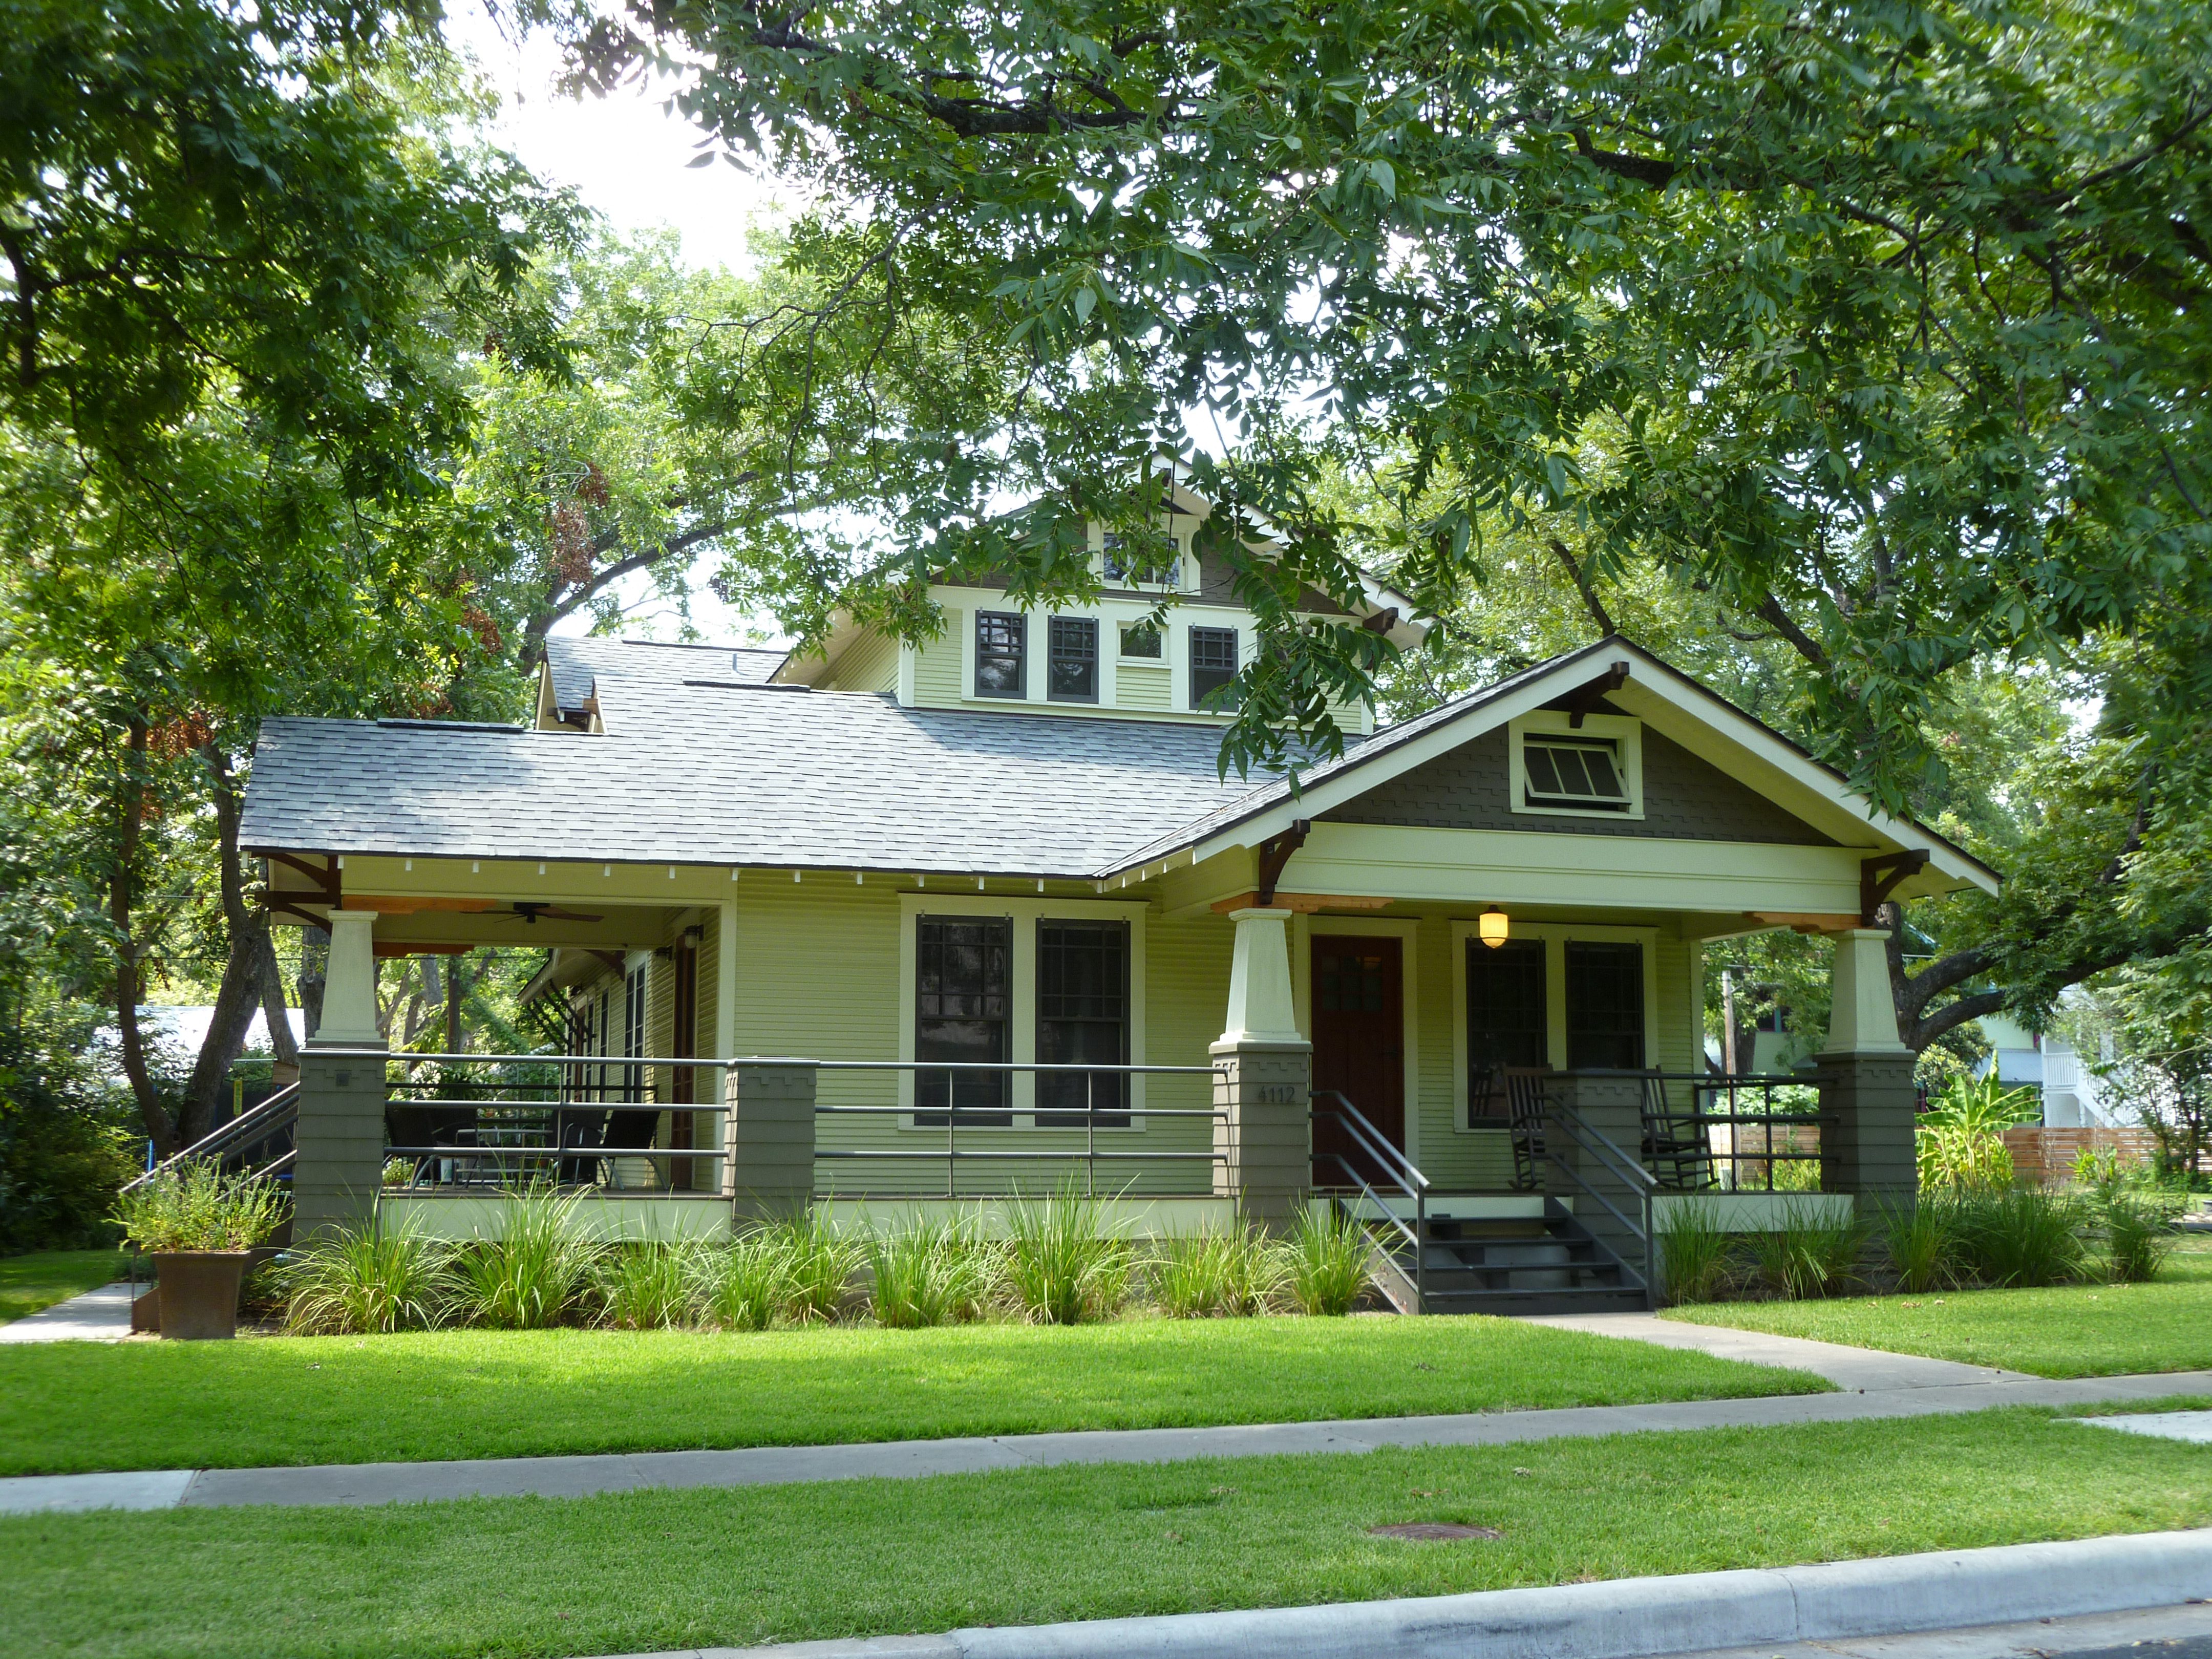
0, 1314, 1822, 1475
0, 1250, 124, 1325
1663, 1241, 2212, 1378
2, 1409, 2206, 1659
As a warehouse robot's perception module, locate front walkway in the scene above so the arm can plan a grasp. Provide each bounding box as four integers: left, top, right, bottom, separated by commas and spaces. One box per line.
0, 1282, 137, 1344
1516, 1311, 2028, 1391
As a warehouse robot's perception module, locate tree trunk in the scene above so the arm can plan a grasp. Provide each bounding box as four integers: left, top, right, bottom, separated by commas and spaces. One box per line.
445, 952, 465, 1054
176, 745, 280, 1145
111, 713, 178, 1158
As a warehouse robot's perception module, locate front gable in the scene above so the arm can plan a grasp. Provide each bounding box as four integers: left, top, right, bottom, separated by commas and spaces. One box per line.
1326, 699, 1840, 848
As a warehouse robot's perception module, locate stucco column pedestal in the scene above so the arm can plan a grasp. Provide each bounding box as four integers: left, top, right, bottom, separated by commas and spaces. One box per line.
292, 910, 386, 1241
1213, 908, 1311, 1231
1818, 928, 1917, 1215
727, 1061, 817, 1222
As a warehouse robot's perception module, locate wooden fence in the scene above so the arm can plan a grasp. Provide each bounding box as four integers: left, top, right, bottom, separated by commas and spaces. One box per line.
2001, 1125, 2159, 1186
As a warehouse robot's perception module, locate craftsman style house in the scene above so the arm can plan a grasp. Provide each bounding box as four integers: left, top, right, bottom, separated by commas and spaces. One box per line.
242, 478, 1996, 1310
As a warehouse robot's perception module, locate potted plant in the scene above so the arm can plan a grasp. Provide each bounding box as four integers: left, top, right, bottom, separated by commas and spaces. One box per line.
113, 1161, 289, 1339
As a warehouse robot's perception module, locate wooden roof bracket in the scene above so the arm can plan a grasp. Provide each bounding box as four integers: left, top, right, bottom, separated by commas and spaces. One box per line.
268, 851, 341, 903
1562, 660, 1632, 728
1860, 849, 1930, 926
1256, 818, 1312, 906
266, 898, 332, 935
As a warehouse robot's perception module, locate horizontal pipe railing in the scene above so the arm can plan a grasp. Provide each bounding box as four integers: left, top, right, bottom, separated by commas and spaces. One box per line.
122, 1082, 301, 1194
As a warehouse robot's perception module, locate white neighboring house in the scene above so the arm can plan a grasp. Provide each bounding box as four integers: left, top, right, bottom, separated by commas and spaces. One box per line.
96, 1006, 306, 1089
1976, 1004, 2131, 1128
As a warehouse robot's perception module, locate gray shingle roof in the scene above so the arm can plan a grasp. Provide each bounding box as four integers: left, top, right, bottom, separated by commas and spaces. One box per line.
243, 688, 1293, 877
543, 635, 790, 716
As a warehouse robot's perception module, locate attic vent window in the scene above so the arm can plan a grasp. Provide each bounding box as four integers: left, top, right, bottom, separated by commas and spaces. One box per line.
1523, 736, 1629, 811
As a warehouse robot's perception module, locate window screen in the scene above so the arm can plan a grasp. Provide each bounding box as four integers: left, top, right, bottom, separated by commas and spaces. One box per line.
975, 612, 1027, 698
1466, 939, 1546, 1120
1523, 734, 1629, 811
916, 917, 1013, 1125
1036, 921, 1130, 1128
1189, 626, 1239, 709
1048, 616, 1098, 702
1565, 941, 1645, 1070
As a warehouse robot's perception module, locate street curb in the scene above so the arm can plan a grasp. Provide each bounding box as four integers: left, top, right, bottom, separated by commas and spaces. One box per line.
590, 1528, 2212, 1659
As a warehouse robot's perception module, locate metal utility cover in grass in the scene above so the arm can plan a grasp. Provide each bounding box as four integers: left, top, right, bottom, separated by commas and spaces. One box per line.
1368, 1522, 1503, 1540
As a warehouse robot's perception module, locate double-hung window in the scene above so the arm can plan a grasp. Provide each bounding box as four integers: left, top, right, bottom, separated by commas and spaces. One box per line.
622, 963, 648, 1104
915, 917, 1013, 1125
1189, 626, 1239, 710
1035, 921, 1130, 1128
974, 611, 1027, 699
1565, 941, 1645, 1070
1048, 616, 1099, 703
1465, 938, 1547, 1122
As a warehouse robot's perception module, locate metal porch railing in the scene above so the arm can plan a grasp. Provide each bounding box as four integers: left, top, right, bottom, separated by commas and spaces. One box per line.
1310, 1090, 1430, 1312
1541, 1098, 1656, 1300
121, 1081, 301, 1195
1640, 1071, 1834, 1192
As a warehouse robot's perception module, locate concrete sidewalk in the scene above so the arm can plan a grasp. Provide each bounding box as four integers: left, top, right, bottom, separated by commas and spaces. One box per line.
0, 1281, 136, 1344
1519, 1310, 2031, 1391
578, 1530, 2212, 1659
7, 1362, 2208, 1515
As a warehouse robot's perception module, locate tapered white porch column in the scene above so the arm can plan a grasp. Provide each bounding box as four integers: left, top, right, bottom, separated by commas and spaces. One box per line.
1212, 908, 1311, 1230
296, 907, 387, 1240
1818, 926, 1917, 1207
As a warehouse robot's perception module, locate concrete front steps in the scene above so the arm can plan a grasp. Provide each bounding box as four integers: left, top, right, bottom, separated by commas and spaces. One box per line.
1371, 1198, 1649, 1315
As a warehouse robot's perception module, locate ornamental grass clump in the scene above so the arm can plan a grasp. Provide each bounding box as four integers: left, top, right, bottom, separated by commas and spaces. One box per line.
1953, 1185, 2088, 1288
1003, 1181, 1133, 1324
1656, 1203, 1736, 1305
1748, 1201, 1871, 1300
864, 1215, 994, 1328
773, 1205, 860, 1324
2098, 1192, 2181, 1285
1149, 1221, 1283, 1317
282, 1222, 454, 1334
1881, 1196, 1962, 1293
112, 1160, 287, 1253
696, 1229, 795, 1331
595, 1239, 703, 1330
1282, 1204, 1372, 1316
458, 1184, 594, 1329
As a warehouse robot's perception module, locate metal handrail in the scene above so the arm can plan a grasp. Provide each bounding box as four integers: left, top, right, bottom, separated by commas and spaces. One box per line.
1310, 1090, 1429, 1311
1639, 1069, 1834, 1192
1542, 1101, 1655, 1297
121, 1082, 301, 1194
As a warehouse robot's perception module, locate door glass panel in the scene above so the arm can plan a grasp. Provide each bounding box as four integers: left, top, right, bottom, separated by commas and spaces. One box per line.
1565, 941, 1644, 1070
916, 917, 1012, 1125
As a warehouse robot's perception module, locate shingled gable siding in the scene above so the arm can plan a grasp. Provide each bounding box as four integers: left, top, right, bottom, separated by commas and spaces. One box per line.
1327, 723, 1839, 845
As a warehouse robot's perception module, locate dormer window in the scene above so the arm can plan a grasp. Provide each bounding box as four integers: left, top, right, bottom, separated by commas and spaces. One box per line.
1119, 621, 1161, 658
975, 612, 1027, 698
1189, 626, 1239, 710
1048, 616, 1098, 703
1509, 713, 1644, 819
1102, 533, 1178, 587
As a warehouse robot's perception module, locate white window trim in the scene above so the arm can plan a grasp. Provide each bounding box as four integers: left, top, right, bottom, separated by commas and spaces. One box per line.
1448, 921, 1661, 1131
896, 894, 1150, 1130
1290, 915, 1422, 1169
1508, 710, 1645, 821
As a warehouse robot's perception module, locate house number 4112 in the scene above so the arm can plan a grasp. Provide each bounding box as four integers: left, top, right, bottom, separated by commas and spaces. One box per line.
1251, 1083, 1300, 1105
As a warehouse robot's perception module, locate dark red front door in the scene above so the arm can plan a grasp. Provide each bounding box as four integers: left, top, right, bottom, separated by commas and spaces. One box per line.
1310, 935, 1405, 1185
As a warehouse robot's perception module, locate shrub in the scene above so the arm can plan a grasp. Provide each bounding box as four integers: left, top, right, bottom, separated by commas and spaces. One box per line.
0, 1017, 136, 1252
773, 1205, 860, 1324
595, 1239, 701, 1330
1150, 1221, 1283, 1317
1003, 1180, 1133, 1324
1917, 1075, 2037, 1192
1881, 1196, 1962, 1293
457, 1184, 593, 1328
112, 1160, 286, 1252
1953, 1186, 2088, 1287
1282, 1204, 1373, 1316
1748, 1200, 1871, 1300
696, 1229, 795, 1331
2099, 1192, 2181, 1285
282, 1223, 454, 1334
864, 1215, 994, 1328
1657, 1203, 1736, 1305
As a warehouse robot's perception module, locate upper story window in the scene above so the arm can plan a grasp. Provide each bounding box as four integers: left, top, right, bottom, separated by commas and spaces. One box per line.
975, 611, 1027, 699
1048, 616, 1098, 703
1509, 712, 1644, 819
1119, 620, 1162, 659
1102, 533, 1179, 587
1189, 626, 1239, 710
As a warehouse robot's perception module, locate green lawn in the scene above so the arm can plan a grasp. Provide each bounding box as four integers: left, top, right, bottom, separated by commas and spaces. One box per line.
4, 1410, 2205, 1659
0, 1315, 1824, 1476
0, 1250, 124, 1325
1663, 1237, 2212, 1378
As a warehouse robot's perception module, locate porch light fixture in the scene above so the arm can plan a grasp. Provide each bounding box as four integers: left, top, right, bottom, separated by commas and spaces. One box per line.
1478, 907, 1511, 949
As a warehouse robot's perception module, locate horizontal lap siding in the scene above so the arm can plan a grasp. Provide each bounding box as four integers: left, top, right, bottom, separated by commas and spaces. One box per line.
1117, 664, 1172, 711
912, 612, 962, 706
821, 628, 899, 693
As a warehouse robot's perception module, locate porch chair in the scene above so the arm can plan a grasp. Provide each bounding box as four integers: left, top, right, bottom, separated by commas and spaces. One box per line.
1502, 1067, 1551, 1193
1639, 1073, 1716, 1191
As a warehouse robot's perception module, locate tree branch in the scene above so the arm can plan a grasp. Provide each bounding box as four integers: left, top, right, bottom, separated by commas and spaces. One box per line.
1547, 539, 1615, 635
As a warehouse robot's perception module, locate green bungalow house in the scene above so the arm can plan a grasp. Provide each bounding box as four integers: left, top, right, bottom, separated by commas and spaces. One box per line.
240, 482, 1996, 1312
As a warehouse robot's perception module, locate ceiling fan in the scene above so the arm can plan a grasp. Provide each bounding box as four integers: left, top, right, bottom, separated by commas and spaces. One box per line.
500, 902, 606, 925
